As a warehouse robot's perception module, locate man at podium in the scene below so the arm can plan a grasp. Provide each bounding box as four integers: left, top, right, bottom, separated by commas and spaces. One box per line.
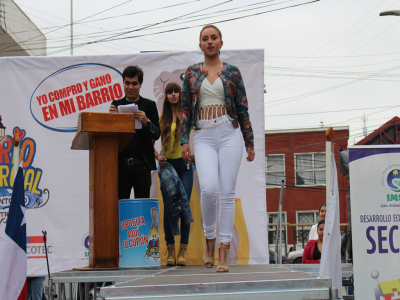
109, 65, 160, 199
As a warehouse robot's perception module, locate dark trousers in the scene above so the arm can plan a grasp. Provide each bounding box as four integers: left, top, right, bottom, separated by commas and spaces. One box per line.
163, 158, 193, 245
118, 163, 151, 199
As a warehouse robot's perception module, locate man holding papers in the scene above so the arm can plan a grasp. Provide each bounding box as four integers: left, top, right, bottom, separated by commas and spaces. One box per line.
109, 65, 160, 199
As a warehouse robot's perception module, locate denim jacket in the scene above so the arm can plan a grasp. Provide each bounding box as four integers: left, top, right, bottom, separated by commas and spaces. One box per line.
180, 62, 254, 151
159, 162, 194, 235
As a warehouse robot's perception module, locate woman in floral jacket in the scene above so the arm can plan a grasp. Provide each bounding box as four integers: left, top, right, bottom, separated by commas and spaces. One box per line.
180, 25, 255, 272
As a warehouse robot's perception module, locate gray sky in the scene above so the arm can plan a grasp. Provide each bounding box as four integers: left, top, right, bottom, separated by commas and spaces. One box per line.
13, 0, 400, 144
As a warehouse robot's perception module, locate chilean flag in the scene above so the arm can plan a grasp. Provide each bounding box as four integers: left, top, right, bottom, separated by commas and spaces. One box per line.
0, 167, 27, 299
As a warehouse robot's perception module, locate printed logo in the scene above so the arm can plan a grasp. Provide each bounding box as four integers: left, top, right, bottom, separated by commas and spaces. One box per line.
387, 169, 400, 192
30, 63, 122, 133
0, 127, 50, 223
82, 233, 89, 259
370, 269, 400, 300
145, 227, 160, 260
27, 235, 52, 259
145, 207, 160, 260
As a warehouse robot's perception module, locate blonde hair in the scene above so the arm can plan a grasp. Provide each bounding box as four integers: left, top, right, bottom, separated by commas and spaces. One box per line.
199, 25, 222, 41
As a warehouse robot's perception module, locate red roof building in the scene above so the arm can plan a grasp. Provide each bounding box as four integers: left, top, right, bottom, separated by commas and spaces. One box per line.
356, 116, 400, 145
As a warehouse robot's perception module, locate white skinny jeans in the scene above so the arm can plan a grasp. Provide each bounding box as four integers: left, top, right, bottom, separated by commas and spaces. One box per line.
194, 115, 243, 244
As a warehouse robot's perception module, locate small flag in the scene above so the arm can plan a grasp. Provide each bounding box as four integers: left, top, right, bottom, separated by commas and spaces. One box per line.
0, 167, 27, 299
320, 156, 342, 299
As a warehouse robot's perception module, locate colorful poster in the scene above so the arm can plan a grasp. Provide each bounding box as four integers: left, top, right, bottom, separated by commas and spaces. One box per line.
349, 145, 400, 300
0, 50, 267, 276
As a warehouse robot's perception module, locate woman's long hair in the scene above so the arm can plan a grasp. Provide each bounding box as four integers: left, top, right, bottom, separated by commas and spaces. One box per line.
160, 82, 181, 156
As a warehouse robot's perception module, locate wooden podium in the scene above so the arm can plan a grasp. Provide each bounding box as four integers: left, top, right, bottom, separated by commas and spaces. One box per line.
71, 112, 135, 268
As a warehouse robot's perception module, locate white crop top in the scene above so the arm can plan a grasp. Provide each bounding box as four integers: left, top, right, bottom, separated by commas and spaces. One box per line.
198, 77, 226, 108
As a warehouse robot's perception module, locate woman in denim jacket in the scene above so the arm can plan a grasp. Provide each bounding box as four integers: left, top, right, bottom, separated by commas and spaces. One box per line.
155, 82, 193, 266
180, 25, 255, 272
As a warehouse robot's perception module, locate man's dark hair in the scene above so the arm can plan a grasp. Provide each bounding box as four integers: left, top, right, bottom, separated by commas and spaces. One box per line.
122, 65, 144, 84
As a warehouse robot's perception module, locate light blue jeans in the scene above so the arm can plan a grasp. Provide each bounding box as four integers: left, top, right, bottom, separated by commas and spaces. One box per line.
194, 116, 243, 244
163, 157, 193, 245
27, 276, 46, 300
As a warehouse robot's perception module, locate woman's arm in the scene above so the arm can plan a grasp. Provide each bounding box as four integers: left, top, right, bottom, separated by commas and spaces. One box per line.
145, 101, 161, 140
233, 68, 255, 156
181, 143, 191, 162
180, 67, 194, 146
153, 143, 167, 168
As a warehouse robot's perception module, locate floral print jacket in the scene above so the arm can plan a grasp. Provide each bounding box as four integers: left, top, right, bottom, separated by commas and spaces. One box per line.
180, 62, 254, 151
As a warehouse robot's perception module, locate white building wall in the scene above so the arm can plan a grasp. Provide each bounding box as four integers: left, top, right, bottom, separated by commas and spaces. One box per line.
0, 0, 46, 56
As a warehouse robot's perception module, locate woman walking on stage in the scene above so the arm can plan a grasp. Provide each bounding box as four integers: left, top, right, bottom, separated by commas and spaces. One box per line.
180, 25, 255, 272
155, 82, 193, 266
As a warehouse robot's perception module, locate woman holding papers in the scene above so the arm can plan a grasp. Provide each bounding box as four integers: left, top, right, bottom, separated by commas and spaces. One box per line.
180, 25, 255, 272
154, 82, 193, 266
303, 219, 325, 264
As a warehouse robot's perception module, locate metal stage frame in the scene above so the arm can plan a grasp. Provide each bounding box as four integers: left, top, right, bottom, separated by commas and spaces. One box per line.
49, 264, 353, 300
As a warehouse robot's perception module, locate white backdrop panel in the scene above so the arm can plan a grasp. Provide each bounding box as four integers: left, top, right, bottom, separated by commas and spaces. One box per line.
0, 50, 267, 276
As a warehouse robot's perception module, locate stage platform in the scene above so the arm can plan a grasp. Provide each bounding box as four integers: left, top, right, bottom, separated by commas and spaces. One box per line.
50, 264, 353, 300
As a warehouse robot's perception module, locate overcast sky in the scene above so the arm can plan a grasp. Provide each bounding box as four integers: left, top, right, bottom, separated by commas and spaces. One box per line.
12, 0, 400, 144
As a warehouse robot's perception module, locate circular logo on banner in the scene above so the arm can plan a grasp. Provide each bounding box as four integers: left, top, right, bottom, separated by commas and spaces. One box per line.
387, 169, 400, 192
84, 235, 90, 250
81, 233, 89, 260
81, 233, 89, 250
30, 63, 123, 133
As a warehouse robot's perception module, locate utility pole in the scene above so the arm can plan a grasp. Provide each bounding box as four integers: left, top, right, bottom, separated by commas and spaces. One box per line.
361, 112, 368, 137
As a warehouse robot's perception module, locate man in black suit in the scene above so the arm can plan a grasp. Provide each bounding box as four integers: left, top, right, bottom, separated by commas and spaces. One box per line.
109, 65, 160, 199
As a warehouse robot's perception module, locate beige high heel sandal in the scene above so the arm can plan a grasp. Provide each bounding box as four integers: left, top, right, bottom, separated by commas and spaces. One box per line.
216, 243, 230, 272
203, 238, 215, 268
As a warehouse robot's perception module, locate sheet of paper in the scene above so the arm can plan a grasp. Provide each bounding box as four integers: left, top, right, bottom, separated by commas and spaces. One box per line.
117, 103, 142, 129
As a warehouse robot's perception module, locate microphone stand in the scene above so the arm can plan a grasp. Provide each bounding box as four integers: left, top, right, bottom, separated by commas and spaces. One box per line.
43, 230, 57, 299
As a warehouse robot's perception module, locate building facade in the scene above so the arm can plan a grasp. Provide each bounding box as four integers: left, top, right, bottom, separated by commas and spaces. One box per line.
0, 0, 46, 56
265, 126, 349, 250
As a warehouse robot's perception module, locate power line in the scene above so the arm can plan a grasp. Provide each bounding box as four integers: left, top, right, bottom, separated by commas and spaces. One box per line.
3, 5, 192, 53
2, 0, 319, 56
266, 57, 400, 69
265, 64, 400, 107
0, 0, 134, 52
263, 120, 400, 155
29, 0, 318, 56
264, 65, 400, 79
2, 0, 230, 54
265, 0, 388, 87
12, 0, 200, 36
264, 105, 399, 117
46, 0, 235, 55
264, 52, 400, 59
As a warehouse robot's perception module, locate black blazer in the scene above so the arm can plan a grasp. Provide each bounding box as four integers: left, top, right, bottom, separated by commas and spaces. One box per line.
111, 95, 160, 170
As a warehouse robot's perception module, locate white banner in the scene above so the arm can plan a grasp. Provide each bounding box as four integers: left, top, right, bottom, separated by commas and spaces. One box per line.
349, 145, 400, 300
0, 50, 267, 276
